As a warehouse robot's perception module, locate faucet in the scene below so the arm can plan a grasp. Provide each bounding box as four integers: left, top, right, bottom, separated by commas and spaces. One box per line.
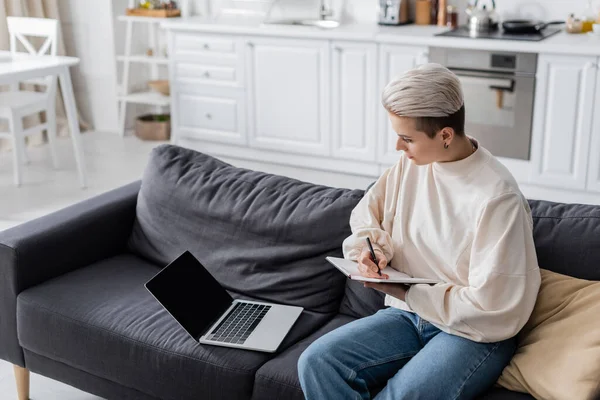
319, 0, 333, 20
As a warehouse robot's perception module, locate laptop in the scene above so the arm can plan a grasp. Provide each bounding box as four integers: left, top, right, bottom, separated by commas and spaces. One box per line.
145, 251, 303, 353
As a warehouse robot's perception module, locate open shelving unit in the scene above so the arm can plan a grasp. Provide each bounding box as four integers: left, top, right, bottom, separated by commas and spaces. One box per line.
116, 13, 172, 136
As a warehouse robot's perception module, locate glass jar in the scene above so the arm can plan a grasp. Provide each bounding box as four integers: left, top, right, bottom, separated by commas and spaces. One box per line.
566, 13, 583, 33
446, 5, 458, 28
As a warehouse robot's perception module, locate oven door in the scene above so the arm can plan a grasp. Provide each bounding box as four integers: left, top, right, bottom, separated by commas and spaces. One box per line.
452, 69, 535, 160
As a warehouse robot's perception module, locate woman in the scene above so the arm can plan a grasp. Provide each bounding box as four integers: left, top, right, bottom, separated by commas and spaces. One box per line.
297, 63, 541, 400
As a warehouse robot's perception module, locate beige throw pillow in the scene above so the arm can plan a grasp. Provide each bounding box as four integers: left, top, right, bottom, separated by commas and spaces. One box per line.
496, 269, 600, 400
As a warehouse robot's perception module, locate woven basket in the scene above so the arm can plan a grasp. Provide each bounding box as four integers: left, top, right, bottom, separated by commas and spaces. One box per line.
135, 114, 171, 141
148, 80, 170, 96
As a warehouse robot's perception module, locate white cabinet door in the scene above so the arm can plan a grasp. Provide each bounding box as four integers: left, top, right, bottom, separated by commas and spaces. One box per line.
175, 83, 246, 145
378, 45, 429, 166
530, 54, 597, 190
331, 41, 377, 162
245, 37, 330, 156
587, 61, 600, 193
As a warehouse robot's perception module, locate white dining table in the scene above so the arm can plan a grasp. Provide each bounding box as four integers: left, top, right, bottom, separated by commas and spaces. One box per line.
0, 51, 87, 188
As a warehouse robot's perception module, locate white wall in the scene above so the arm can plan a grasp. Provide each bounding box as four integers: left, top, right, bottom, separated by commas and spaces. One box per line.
58, 1, 119, 133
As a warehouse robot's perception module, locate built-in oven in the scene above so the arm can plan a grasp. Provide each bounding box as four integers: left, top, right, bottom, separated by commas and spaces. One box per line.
429, 47, 537, 160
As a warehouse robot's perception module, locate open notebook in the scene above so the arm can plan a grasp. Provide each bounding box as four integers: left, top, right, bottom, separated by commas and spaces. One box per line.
326, 257, 440, 284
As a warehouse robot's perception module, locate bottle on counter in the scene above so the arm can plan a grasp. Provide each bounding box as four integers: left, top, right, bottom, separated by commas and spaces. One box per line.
446, 5, 458, 28
582, 0, 596, 32
430, 0, 439, 25
566, 13, 583, 33
437, 0, 447, 26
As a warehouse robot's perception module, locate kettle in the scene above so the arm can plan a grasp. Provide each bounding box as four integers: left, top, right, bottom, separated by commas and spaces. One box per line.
466, 0, 498, 33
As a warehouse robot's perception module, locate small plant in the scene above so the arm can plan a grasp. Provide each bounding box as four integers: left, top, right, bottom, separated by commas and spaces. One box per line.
139, 114, 170, 122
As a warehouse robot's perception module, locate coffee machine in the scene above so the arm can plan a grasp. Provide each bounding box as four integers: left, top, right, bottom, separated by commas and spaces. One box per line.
378, 0, 410, 25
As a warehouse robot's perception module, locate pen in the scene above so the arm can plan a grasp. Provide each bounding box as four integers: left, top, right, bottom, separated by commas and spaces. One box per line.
365, 237, 382, 276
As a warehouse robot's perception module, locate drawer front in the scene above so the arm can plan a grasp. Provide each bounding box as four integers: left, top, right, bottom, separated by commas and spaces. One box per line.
175, 63, 238, 86
176, 91, 246, 145
175, 34, 236, 54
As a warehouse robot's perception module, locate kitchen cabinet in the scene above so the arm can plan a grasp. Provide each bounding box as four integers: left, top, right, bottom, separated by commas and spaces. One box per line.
378, 44, 429, 166
587, 66, 600, 193
529, 54, 597, 190
164, 26, 600, 203
244, 37, 331, 156
331, 41, 377, 162
175, 84, 247, 145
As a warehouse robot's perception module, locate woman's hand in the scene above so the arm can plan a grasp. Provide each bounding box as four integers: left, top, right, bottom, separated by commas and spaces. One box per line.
357, 248, 389, 279
364, 282, 411, 302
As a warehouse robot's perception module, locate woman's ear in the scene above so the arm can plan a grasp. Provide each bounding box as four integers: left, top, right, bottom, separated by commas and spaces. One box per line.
440, 127, 455, 144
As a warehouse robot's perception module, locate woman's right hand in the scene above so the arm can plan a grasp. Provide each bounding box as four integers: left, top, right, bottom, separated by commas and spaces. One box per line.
357, 248, 389, 279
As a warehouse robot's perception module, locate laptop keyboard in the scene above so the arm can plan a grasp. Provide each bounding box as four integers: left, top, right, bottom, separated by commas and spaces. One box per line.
206, 302, 271, 345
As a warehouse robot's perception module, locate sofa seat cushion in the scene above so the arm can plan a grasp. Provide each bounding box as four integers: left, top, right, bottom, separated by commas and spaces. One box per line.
16, 254, 332, 400
252, 313, 357, 400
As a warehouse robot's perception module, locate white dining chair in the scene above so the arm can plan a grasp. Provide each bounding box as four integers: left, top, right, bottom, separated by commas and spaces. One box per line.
0, 17, 63, 186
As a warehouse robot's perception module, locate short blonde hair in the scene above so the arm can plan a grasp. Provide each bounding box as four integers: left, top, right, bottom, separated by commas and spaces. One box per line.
381, 63, 464, 118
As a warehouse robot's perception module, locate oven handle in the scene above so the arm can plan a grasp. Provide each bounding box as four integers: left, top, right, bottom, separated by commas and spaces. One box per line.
457, 75, 514, 91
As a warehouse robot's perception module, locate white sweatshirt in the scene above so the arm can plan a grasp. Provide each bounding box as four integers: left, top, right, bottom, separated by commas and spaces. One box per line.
342, 143, 541, 343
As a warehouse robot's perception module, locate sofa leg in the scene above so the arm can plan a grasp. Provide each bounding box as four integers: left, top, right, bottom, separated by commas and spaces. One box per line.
13, 365, 30, 400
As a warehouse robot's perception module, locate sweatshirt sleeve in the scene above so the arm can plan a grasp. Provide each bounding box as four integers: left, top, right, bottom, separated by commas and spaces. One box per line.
341, 165, 398, 263
404, 192, 541, 343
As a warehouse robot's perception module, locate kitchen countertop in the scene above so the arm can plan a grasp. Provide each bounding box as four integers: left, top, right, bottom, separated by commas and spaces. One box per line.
161, 16, 600, 56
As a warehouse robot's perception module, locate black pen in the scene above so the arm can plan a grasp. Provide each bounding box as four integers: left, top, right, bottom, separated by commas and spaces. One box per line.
365, 237, 382, 276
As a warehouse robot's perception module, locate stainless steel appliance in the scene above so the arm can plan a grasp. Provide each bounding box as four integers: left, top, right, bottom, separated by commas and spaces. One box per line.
429, 47, 537, 160
465, 0, 499, 34
378, 0, 409, 25
435, 25, 561, 41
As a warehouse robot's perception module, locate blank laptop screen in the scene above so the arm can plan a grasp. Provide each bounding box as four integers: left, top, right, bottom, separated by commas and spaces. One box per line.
145, 251, 233, 340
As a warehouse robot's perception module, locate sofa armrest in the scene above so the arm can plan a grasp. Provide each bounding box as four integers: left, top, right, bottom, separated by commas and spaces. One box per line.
0, 180, 141, 366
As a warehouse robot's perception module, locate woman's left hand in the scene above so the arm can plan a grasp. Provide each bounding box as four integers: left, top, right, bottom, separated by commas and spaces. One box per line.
364, 282, 411, 302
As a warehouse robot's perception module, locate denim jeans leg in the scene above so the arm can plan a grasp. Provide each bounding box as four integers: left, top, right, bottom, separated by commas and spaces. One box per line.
374, 321, 518, 400
298, 308, 423, 400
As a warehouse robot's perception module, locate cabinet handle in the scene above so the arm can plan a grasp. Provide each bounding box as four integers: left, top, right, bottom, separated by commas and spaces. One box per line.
334, 46, 342, 52
203, 43, 210, 50
247, 41, 255, 47
203, 71, 211, 78
206, 113, 212, 120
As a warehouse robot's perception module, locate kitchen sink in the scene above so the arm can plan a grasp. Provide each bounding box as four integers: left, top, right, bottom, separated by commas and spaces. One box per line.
262, 19, 340, 29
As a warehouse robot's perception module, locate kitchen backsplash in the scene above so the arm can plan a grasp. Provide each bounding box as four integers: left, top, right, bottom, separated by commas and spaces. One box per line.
191, 0, 597, 23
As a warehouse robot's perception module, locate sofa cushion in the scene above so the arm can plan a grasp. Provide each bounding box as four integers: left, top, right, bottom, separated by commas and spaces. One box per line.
252, 313, 356, 400
528, 199, 600, 280
16, 254, 333, 400
497, 269, 600, 400
128, 145, 364, 314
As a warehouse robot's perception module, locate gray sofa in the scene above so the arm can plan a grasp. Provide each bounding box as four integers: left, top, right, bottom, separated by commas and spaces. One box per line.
1, 144, 599, 400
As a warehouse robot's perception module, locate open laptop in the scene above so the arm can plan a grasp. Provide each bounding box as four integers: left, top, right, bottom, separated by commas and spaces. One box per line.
145, 251, 303, 353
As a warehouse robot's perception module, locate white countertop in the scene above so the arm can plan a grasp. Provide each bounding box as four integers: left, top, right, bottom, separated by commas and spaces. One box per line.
161, 16, 600, 56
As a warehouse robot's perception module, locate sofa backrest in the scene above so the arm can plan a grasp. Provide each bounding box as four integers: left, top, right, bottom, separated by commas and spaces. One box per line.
528, 199, 600, 281
128, 145, 364, 314
339, 198, 600, 319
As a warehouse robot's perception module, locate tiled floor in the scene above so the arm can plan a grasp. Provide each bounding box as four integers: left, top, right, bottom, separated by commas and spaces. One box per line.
0, 131, 374, 398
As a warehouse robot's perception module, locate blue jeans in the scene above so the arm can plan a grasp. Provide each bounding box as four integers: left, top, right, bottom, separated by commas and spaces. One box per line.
298, 307, 517, 400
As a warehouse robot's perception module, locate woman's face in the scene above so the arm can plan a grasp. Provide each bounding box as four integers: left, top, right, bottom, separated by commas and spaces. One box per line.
388, 112, 447, 166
